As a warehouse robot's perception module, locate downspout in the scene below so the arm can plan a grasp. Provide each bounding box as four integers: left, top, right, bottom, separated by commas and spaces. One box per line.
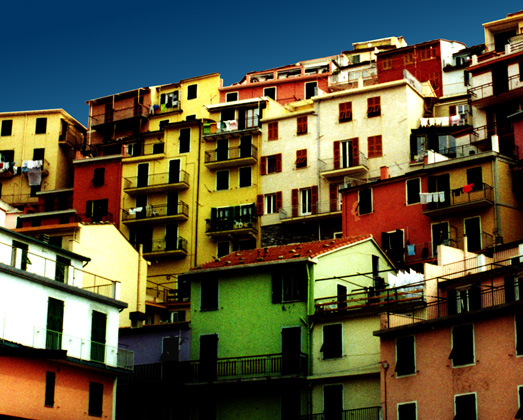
137, 243, 143, 313
316, 99, 321, 241
306, 262, 314, 418
382, 362, 389, 420
492, 136, 502, 242
194, 121, 202, 267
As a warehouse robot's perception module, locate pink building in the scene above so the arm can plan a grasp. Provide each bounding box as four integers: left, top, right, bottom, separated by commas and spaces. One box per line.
374, 244, 523, 419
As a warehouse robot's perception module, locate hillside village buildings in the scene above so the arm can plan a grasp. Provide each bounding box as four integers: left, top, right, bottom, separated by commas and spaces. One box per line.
0, 9, 522, 420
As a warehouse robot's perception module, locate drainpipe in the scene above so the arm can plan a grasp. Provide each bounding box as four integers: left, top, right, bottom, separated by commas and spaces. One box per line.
315, 100, 321, 240
382, 361, 389, 420
137, 243, 143, 313
492, 138, 502, 243
194, 121, 202, 267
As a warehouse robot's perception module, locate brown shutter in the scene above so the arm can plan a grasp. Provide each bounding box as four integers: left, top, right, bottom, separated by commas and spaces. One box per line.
276, 153, 282, 172
330, 183, 338, 212
311, 185, 318, 215
256, 194, 264, 215
352, 138, 359, 166
292, 189, 299, 217
333, 141, 340, 169
260, 156, 267, 175
276, 191, 282, 211
449, 105, 457, 116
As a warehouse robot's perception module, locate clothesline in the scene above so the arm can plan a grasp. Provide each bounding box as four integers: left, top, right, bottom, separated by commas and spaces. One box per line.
419, 183, 474, 204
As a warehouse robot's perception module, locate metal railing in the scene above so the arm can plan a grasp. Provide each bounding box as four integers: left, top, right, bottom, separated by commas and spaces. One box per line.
319, 152, 369, 173
206, 214, 258, 233
422, 183, 493, 213
203, 120, 261, 137
123, 141, 165, 158
315, 284, 425, 314
146, 237, 188, 254
0, 317, 133, 370
59, 124, 85, 148
0, 240, 119, 299
146, 273, 189, 305
468, 74, 521, 100
205, 144, 258, 164
90, 104, 149, 126
278, 198, 343, 220
183, 353, 307, 383
302, 406, 382, 420
122, 201, 189, 221
123, 170, 190, 190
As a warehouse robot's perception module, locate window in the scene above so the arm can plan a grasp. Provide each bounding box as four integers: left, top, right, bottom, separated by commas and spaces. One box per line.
216, 170, 229, 191
201, 278, 218, 310
187, 84, 197, 100
262, 192, 282, 214
221, 108, 235, 122
245, 108, 259, 128
382, 57, 393, 70
1, 120, 12, 136
334, 138, 359, 169
367, 97, 381, 118
398, 402, 417, 420
406, 178, 421, 205
404, 51, 414, 65
449, 324, 474, 367
382, 230, 405, 265
55, 255, 70, 283
428, 72, 441, 91
88, 382, 104, 417
516, 386, 523, 419
217, 241, 230, 258
321, 324, 342, 359
395, 336, 415, 376
162, 336, 180, 361
179, 128, 191, 153
516, 313, 523, 356
305, 81, 317, 99
368, 135, 382, 158
466, 167, 482, 192
301, 188, 312, 215
261, 154, 282, 175
86, 199, 108, 223
239, 167, 252, 188
45, 371, 55, 407
464, 217, 482, 253
263, 87, 276, 100
160, 91, 179, 109
12, 240, 29, 270
268, 121, 278, 140
33, 148, 45, 161
92, 168, 105, 187
454, 393, 477, 420
296, 149, 307, 169
35, 117, 47, 134
272, 268, 307, 303
505, 277, 521, 303
439, 135, 456, 155
225, 92, 238, 102
46, 298, 64, 350
358, 188, 372, 215
153, 142, 165, 154
91, 311, 107, 363
339, 102, 352, 122
420, 46, 436, 60
323, 385, 343, 418
297, 116, 307, 135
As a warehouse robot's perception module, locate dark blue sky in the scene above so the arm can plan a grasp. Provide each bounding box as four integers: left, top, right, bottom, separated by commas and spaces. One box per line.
1, 2, 521, 127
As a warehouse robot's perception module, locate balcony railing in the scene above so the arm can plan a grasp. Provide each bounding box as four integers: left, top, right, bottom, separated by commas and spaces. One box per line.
122, 201, 189, 223
182, 353, 307, 383
0, 241, 120, 299
302, 406, 382, 420
144, 237, 188, 255
422, 183, 493, 215
320, 153, 369, 178
90, 104, 149, 127
203, 120, 261, 140
469, 74, 522, 101
381, 260, 523, 330
123, 170, 190, 193
204, 144, 258, 167
278, 198, 342, 221
315, 284, 425, 314
59, 124, 85, 149
146, 273, 189, 305
0, 317, 133, 370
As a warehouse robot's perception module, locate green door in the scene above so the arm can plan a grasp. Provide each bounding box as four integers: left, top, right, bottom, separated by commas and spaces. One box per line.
46, 298, 64, 350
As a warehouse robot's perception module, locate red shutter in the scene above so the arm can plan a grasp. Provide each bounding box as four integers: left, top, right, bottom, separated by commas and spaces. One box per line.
276, 191, 282, 211
311, 185, 318, 215
352, 138, 359, 166
276, 153, 282, 172
291, 189, 299, 217
449, 105, 457, 116
375, 135, 383, 157
330, 183, 338, 212
260, 156, 267, 175
333, 141, 340, 169
256, 194, 264, 215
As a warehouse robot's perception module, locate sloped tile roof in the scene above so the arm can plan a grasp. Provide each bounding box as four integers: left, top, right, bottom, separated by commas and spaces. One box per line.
194, 235, 372, 271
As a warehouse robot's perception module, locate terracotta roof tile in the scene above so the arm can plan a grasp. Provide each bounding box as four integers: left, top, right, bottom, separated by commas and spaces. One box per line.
194, 235, 372, 271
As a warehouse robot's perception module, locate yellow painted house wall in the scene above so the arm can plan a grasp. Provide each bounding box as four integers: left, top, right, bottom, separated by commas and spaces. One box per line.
0, 110, 85, 205
67, 223, 147, 328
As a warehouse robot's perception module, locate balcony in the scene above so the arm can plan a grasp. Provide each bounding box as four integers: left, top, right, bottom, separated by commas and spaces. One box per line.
141, 237, 188, 260
182, 352, 307, 384
419, 115, 471, 128
146, 274, 189, 306
0, 317, 133, 370
122, 201, 189, 225
123, 170, 189, 196
380, 261, 523, 331
422, 183, 494, 217
206, 205, 258, 240
203, 120, 261, 141
320, 153, 369, 179
204, 144, 258, 170
278, 199, 342, 223
328, 71, 378, 92
0, 240, 120, 299
302, 406, 382, 420
59, 124, 84, 150
314, 284, 425, 316
89, 104, 149, 131
468, 74, 523, 107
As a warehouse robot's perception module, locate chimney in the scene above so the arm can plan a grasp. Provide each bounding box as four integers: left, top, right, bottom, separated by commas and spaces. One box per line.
380, 166, 390, 180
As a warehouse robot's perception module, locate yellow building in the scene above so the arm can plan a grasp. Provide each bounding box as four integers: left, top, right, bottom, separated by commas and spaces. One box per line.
0, 109, 85, 207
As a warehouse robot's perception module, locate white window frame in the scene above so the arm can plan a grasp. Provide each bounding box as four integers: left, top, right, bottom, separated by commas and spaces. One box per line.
300, 188, 312, 215
265, 194, 277, 214
451, 323, 475, 368
238, 166, 252, 188
397, 401, 417, 420
406, 178, 421, 205
341, 140, 351, 168
454, 392, 477, 420
263, 86, 277, 100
